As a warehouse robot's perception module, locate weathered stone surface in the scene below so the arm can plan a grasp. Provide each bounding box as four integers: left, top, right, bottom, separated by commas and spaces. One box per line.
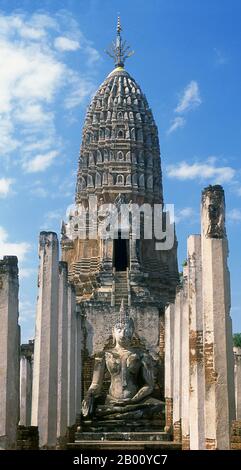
75, 305, 82, 417
82, 303, 163, 429
234, 347, 241, 420
231, 420, 241, 450
31, 232, 59, 448
201, 185, 235, 450
58, 29, 180, 439
173, 289, 182, 442
57, 262, 68, 443
187, 235, 205, 450
0, 256, 20, 449
201, 185, 226, 239
61, 58, 179, 308
181, 267, 189, 450
20, 341, 34, 426
16, 425, 39, 450
67, 283, 77, 427
164, 304, 174, 432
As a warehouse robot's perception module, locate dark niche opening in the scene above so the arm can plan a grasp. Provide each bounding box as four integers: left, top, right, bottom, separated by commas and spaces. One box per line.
113, 231, 128, 271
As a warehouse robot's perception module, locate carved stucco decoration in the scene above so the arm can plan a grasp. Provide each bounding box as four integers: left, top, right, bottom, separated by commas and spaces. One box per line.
202, 184, 226, 239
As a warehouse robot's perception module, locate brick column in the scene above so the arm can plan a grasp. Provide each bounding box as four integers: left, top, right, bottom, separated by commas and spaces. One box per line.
67, 284, 77, 427
31, 232, 59, 448
173, 288, 182, 442
0, 256, 20, 449
188, 235, 205, 449
234, 347, 241, 420
75, 305, 82, 417
164, 303, 174, 433
181, 267, 190, 449
20, 341, 34, 426
201, 185, 235, 449
57, 262, 68, 444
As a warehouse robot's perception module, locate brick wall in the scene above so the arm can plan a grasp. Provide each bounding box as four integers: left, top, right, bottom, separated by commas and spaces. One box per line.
16, 426, 39, 450
231, 420, 241, 450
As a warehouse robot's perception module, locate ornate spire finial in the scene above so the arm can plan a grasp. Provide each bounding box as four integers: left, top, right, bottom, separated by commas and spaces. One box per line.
106, 16, 134, 68
117, 15, 122, 34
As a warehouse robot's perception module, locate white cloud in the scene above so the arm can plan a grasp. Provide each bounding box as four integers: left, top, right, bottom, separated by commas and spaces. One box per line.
0, 226, 31, 262
175, 207, 196, 224
85, 45, 101, 66
54, 36, 80, 51
167, 159, 235, 184
19, 299, 35, 323
167, 117, 186, 135
19, 267, 37, 279
175, 81, 202, 114
40, 208, 64, 230
0, 117, 19, 154
0, 177, 14, 197
228, 209, 241, 222
64, 75, 96, 108
0, 12, 100, 172
23, 150, 59, 173
16, 103, 54, 126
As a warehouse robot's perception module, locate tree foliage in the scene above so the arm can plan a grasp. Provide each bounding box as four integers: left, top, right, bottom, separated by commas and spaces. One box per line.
233, 333, 241, 348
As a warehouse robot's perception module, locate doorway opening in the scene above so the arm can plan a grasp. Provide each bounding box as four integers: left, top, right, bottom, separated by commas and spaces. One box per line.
113, 231, 128, 271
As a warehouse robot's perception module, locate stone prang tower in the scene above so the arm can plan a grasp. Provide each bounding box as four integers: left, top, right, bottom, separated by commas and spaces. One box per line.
61, 18, 179, 399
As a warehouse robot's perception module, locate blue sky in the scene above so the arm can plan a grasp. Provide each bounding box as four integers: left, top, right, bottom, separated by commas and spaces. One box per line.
0, 0, 241, 341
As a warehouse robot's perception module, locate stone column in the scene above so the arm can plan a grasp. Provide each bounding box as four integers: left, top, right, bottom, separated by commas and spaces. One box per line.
181, 267, 190, 449
164, 303, 174, 433
0, 256, 20, 449
173, 288, 182, 442
129, 234, 140, 272
20, 341, 34, 426
102, 238, 113, 271
201, 185, 235, 450
159, 313, 165, 399
67, 284, 77, 428
75, 305, 82, 417
234, 347, 241, 420
31, 232, 59, 448
57, 262, 68, 444
187, 235, 205, 450
75, 305, 82, 415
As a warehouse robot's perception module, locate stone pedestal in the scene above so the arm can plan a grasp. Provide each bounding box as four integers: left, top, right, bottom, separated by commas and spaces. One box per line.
20, 341, 34, 426
57, 262, 68, 444
31, 232, 59, 448
187, 235, 205, 450
164, 303, 174, 433
201, 185, 235, 450
173, 289, 182, 442
234, 347, 241, 420
181, 267, 190, 449
0, 256, 20, 449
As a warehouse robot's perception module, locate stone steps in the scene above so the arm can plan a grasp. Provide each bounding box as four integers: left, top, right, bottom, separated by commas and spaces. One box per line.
114, 271, 128, 306
68, 440, 181, 450
75, 431, 170, 441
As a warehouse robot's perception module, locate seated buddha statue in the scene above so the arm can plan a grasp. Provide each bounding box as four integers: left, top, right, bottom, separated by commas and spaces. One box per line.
82, 300, 163, 422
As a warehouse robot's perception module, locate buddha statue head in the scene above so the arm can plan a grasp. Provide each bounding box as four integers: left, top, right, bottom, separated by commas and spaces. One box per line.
112, 300, 134, 347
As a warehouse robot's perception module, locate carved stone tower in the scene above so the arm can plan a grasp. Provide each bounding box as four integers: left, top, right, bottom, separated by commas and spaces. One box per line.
61, 18, 179, 402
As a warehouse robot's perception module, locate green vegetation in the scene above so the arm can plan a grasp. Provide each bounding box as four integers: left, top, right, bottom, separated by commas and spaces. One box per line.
233, 333, 241, 348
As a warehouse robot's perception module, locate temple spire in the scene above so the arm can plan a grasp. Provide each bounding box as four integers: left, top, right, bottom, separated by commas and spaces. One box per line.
106, 16, 134, 68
